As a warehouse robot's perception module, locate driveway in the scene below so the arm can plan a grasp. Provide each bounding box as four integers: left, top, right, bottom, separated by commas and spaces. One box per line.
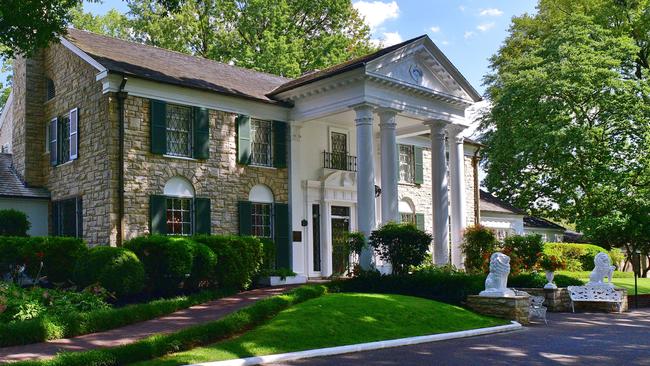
274, 309, 650, 366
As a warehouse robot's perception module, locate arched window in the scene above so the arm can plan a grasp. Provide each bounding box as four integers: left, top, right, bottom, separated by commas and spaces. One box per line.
163, 177, 194, 235
399, 198, 415, 224
46, 78, 55, 101
249, 184, 274, 238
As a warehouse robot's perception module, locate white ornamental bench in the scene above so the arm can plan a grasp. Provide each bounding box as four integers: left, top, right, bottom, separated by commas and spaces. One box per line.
567, 286, 623, 313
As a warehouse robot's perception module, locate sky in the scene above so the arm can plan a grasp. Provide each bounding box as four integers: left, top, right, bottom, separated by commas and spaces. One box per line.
81, 0, 538, 95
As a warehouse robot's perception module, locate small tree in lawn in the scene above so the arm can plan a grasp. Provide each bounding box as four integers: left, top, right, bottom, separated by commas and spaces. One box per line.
368, 222, 432, 275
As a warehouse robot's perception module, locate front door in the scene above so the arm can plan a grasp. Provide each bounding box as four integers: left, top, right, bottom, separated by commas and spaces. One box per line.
331, 206, 350, 276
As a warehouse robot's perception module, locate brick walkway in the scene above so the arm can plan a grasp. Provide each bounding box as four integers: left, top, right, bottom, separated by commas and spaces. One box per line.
0, 285, 296, 363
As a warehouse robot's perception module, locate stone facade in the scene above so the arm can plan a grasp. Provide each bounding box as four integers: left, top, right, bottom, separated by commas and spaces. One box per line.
120, 96, 288, 241
467, 294, 530, 324
0, 92, 13, 152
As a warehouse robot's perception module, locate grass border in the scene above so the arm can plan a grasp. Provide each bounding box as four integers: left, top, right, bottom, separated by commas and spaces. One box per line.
0, 289, 235, 347
12, 285, 328, 366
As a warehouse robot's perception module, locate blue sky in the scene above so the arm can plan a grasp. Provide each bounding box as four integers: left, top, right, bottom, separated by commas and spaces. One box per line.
81, 0, 538, 95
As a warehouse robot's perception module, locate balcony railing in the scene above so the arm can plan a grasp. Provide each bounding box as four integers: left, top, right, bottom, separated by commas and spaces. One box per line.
323, 151, 357, 172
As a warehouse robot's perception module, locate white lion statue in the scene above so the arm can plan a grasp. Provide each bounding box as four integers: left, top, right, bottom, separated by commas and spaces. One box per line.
587, 252, 615, 287
480, 252, 515, 297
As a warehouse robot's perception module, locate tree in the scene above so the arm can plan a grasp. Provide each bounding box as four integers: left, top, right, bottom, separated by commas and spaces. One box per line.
481, 1, 650, 258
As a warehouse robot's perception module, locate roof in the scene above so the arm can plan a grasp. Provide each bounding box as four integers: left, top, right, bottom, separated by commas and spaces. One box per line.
0, 154, 50, 199
268, 35, 428, 96
63, 28, 291, 105
479, 190, 526, 215
524, 216, 566, 230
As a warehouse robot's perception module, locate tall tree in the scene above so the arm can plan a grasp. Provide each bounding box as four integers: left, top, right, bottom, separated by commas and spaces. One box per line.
480, 1, 650, 255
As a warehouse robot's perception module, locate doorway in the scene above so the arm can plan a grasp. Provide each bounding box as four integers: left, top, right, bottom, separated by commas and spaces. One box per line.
331, 206, 351, 276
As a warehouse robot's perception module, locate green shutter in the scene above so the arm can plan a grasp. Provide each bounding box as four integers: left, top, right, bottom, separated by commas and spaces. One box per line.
49, 118, 58, 166
76, 197, 83, 239
193, 107, 210, 159
273, 121, 288, 168
236, 115, 251, 165
52, 201, 60, 235
150, 100, 167, 154
415, 213, 425, 231
274, 203, 291, 269
150, 195, 167, 234
238, 201, 252, 235
414, 146, 424, 184
194, 197, 211, 234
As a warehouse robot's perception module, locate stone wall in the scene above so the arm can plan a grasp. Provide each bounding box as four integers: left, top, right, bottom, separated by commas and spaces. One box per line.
467, 295, 530, 324
517, 287, 629, 313
121, 96, 288, 240
0, 92, 14, 152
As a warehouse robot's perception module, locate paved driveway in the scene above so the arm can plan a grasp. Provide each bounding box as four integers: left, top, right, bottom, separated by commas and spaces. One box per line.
274, 309, 650, 366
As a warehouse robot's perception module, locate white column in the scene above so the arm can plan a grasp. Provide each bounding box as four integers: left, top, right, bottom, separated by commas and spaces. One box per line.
354, 103, 376, 270
427, 120, 450, 265
448, 125, 467, 269
378, 109, 399, 224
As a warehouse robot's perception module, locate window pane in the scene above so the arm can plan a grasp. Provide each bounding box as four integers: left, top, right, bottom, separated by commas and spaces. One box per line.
59, 116, 70, 164
251, 203, 272, 238
250, 119, 272, 166
399, 145, 415, 183
166, 104, 192, 157
166, 197, 192, 235
56, 197, 79, 237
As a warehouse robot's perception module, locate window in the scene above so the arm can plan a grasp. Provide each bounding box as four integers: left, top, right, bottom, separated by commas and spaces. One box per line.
330, 131, 348, 170
250, 119, 273, 166
49, 109, 79, 166
166, 104, 193, 157
399, 199, 415, 224
251, 203, 272, 237
53, 197, 82, 238
59, 115, 71, 164
46, 78, 55, 101
150, 177, 211, 235
399, 144, 415, 183
166, 197, 193, 235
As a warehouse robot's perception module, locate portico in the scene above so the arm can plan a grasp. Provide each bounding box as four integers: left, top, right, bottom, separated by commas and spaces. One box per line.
269, 34, 482, 276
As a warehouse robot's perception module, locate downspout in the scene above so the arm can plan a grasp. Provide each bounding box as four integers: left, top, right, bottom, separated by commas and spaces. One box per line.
117, 77, 128, 246
472, 146, 481, 226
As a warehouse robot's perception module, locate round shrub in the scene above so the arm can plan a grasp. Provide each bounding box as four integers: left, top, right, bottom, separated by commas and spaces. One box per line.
0, 209, 31, 237
186, 241, 217, 290
369, 222, 433, 275
75, 246, 145, 298
39, 237, 87, 284
124, 235, 193, 295
461, 225, 498, 273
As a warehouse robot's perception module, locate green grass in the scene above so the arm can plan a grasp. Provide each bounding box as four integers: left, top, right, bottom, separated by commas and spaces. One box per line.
556, 271, 650, 294
136, 293, 508, 366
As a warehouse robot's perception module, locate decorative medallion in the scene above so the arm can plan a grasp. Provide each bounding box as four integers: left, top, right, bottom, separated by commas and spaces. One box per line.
409, 64, 424, 85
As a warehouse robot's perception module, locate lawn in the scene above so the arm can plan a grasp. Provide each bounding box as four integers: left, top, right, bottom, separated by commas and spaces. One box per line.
556, 271, 650, 294
135, 293, 508, 366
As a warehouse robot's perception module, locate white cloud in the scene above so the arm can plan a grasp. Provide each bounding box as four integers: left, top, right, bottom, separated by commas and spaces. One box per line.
434, 39, 450, 46
480, 8, 503, 16
459, 5, 466, 12
464, 31, 475, 39
371, 31, 403, 47
353, 1, 399, 29
477, 22, 495, 32
430, 26, 441, 33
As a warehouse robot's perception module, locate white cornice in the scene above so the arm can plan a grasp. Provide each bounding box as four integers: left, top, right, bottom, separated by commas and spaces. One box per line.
365, 72, 473, 107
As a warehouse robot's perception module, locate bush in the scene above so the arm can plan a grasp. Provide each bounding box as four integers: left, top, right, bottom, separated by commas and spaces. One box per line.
260, 238, 276, 271
124, 235, 194, 295
544, 243, 610, 271
74, 246, 145, 298
503, 234, 545, 272
186, 241, 218, 290
0, 209, 30, 237
508, 272, 584, 288
368, 223, 432, 275
461, 225, 498, 273
192, 235, 264, 290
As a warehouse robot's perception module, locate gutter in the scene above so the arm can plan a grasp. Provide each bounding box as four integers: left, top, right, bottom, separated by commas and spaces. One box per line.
472, 145, 481, 226
117, 77, 128, 246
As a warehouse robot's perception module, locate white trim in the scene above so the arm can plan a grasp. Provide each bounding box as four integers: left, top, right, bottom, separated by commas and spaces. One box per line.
69, 108, 78, 160
59, 37, 107, 72
189, 322, 522, 366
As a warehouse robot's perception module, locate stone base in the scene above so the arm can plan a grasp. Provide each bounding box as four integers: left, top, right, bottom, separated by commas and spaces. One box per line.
516, 287, 628, 313
467, 295, 530, 324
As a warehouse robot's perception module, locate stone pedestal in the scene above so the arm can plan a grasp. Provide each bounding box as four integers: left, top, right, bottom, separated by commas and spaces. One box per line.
467, 295, 530, 324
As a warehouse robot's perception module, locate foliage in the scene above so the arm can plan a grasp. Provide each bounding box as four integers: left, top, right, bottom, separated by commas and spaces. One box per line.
502, 234, 544, 272
257, 267, 297, 280
0, 288, 231, 347
70, 0, 376, 78
461, 225, 498, 273
186, 241, 218, 290
144, 293, 508, 365
192, 235, 265, 290
124, 235, 194, 295
368, 223, 432, 275
537, 254, 566, 272
507, 272, 584, 288
74, 246, 145, 298
9, 285, 327, 366
480, 1, 650, 262
259, 238, 276, 271
544, 243, 609, 271
0, 209, 30, 237
0, 282, 109, 324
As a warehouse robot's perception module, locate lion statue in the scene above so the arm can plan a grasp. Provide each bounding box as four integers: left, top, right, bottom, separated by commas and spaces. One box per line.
588, 252, 615, 287
480, 252, 515, 297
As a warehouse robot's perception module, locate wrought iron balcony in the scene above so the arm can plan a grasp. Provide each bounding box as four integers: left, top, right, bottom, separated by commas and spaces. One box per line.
323, 151, 357, 172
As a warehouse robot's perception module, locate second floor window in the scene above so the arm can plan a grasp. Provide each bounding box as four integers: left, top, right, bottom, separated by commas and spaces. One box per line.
399, 144, 415, 183
250, 119, 273, 166
49, 108, 79, 167
150, 100, 210, 160
166, 104, 193, 157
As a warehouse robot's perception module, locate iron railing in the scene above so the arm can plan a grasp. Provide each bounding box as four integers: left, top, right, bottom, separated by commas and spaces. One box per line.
323, 151, 357, 172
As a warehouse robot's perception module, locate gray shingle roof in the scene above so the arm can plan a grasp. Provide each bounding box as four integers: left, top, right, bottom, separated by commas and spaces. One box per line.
479, 190, 526, 215
64, 28, 291, 105
524, 216, 565, 230
0, 154, 50, 199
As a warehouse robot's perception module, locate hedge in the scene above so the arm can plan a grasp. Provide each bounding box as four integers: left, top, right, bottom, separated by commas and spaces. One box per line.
11, 285, 327, 366
74, 246, 145, 298
544, 243, 613, 271
0, 209, 30, 236
0, 289, 233, 347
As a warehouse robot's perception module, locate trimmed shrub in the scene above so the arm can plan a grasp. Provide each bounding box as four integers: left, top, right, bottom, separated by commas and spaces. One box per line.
0, 209, 30, 237
508, 272, 584, 288
461, 225, 498, 273
124, 235, 194, 295
544, 243, 609, 271
369, 222, 432, 275
503, 234, 545, 272
186, 241, 218, 290
192, 235, 264, 290
74, 246, 145, 298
